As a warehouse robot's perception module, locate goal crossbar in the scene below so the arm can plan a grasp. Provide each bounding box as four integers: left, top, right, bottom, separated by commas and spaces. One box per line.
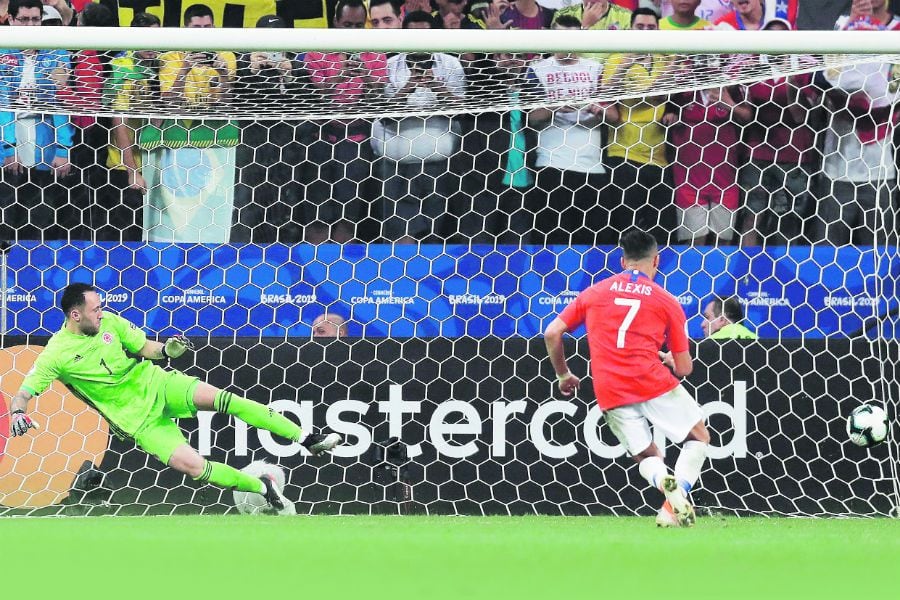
4, 27, 900, 55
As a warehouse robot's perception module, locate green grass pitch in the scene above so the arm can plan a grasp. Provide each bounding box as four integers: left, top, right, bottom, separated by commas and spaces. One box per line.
6, 515, 899, 599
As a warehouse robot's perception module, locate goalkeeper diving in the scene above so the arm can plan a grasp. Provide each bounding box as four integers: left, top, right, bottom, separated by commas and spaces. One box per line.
8, 283, 341, 512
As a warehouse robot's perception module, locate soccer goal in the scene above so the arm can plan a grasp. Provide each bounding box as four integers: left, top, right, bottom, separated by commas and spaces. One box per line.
0, 26, 897, 517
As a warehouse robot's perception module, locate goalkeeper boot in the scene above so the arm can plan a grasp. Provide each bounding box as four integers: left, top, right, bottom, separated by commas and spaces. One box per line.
660, 474, 695, 527
301, 432, 342, 456
259, 474, 286, 513
656, 500, 680, 528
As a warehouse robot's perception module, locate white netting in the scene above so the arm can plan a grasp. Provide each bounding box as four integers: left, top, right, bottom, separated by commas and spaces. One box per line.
0, 26, 898, 517
1, 48, 897, 121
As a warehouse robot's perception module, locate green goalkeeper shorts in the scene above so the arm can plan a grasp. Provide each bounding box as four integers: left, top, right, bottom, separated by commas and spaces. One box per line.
133, 370, 200, 465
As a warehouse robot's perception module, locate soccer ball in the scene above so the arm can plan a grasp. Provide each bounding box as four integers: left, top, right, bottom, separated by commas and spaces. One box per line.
232, 461, 295, 515
847, 404, 889, 448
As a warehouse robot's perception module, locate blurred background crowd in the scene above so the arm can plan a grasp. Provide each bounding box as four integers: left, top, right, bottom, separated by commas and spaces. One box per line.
1, 0, 898, 247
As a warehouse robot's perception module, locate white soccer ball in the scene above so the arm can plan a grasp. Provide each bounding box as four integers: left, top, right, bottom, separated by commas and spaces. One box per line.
847, 404, 889, 448
232, 460, 294, 515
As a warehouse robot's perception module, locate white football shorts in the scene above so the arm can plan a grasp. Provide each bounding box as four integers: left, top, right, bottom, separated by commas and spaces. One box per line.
602, 384, 705, 455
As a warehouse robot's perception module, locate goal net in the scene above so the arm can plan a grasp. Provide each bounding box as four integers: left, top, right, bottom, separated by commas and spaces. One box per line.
0, 28, 898, 517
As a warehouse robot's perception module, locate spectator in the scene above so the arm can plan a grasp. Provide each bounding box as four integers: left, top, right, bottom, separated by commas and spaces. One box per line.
433, 0, 481, 28
369, 0, 402, 28
147, 3, 239, 242
97, 11, 160, 241
399, 0, 432, 18
604, 7, 676, 244
658, 0, 731, 23
306, 0, 388, 242
659, 0, 710, 29
40, 4, 60, 25
469, 1, 536, 29
231, 15, 315, 243
0, 0, 74, 241
0, 0, 9, 24
817, 17, 899, 245
716, 0, 761, 30
669, 82, 752, 246
372, 11, 466, 243
738, 19, 820, 246
526, 15, 618, 245
836, 0, 900, 29
553, 0, 632, 30
715, 0, 796, 30
456, 52, 535, 243
52, 1, 117, 240
41, 0, 72, 25
498, 0, 552, 29
401, 6, 436, 28
312, 312, 349, 338
702, 296, 758, 339
158, 5, 235, 110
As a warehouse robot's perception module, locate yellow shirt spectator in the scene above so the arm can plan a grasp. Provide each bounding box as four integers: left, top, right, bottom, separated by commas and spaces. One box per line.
604, 53, 670, 167
659, 16, 711, 30
158, 51, 237, 107
105, 52, 157, 170
553, 2, 631, 30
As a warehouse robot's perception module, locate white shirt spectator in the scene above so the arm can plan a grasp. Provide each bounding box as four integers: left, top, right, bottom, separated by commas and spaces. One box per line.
383, 52, 466, 105
823, 62, 900, 182
372, 52, 466, 163
527, 56, 606, 174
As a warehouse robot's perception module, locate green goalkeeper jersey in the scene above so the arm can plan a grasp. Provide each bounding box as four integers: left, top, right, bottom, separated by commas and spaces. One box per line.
21, 313, 166, 437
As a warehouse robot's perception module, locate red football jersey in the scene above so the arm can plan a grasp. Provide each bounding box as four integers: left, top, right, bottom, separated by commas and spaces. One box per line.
558, 270, 690, 410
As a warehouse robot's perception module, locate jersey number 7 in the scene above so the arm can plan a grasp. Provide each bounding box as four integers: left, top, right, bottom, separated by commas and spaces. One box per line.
613, 298, 641, 348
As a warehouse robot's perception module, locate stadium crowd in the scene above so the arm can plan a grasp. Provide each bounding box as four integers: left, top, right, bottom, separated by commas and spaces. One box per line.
0, 0, 898, 246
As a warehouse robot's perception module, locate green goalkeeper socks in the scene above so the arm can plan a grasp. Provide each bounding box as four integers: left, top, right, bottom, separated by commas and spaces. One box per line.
213, 390, 302, 442
195, 460, 265, 494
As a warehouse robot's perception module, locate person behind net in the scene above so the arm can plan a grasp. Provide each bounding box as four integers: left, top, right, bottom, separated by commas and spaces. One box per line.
603, 7, 678, 245
231, 14, 315, 244
0, 0, 74, 242
701, 295, 758, 339
312, 312, 349, 338
305, 0, 388, 243
525, 15, 618, 245
7, 283, 342, 512
543, 229, 710, 527
373, 10, 466, 243
99, 12, 162, 242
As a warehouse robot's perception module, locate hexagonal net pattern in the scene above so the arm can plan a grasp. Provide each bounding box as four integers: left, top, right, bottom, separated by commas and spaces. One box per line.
0, 46, 898, 518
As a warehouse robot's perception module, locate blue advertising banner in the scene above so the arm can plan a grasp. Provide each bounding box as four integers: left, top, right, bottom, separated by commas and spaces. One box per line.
5, 242, 898, 339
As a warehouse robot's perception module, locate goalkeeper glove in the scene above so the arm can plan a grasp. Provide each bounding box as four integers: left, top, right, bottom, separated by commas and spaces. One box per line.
163, 334, 194, 359
10, 410, 37, 437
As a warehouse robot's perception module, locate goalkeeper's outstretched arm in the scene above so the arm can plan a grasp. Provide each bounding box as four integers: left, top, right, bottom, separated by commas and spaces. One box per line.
8, 389, 39, 436
9, 389, 33, 414
139, 335, 195, 361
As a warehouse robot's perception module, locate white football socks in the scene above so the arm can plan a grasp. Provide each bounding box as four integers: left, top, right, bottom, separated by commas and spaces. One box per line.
675, 440, 708, 494
638, 455, 669, 490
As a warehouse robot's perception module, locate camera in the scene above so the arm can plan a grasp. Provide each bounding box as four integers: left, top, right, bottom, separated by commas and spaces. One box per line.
266, 51, 285, 63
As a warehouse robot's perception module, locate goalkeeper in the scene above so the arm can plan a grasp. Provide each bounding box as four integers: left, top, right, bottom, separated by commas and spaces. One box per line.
8, 282, 341, 512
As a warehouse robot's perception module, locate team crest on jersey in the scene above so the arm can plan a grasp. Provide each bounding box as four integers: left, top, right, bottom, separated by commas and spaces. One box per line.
102, 332, 113, 344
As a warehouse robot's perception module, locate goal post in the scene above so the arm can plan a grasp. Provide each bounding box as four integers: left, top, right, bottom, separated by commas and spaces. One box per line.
0, 28, 898, 517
